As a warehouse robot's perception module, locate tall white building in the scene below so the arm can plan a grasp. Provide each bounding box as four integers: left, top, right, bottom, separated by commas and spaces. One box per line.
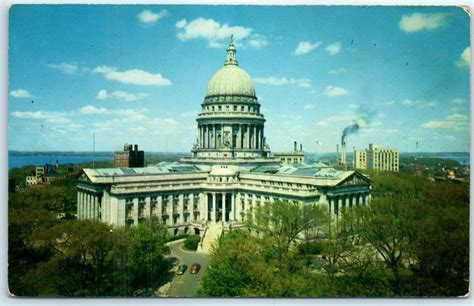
354, 144, 399, 172
77, 38, 372, 247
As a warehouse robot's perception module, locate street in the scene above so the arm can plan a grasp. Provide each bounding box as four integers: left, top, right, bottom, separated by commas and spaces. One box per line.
165, 240, 210, 297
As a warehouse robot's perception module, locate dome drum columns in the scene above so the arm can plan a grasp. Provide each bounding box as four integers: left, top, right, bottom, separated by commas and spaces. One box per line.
196, 123, 265, 153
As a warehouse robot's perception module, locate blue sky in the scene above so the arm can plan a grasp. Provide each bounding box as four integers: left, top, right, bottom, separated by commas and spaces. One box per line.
8, 5, 470, 153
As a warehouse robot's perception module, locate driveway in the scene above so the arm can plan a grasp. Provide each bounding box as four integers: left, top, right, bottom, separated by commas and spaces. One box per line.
166, 240, 210, 297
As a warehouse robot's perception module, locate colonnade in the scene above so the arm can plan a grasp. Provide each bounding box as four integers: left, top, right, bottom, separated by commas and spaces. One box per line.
77, 189, 100, 220
124, 193, 201, 226
198, 124, 264, 150
204, 192, 240, 223
327, 192, 371, 216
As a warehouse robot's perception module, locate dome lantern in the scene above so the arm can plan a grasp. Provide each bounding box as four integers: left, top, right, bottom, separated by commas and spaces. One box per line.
224, 34, 238, 66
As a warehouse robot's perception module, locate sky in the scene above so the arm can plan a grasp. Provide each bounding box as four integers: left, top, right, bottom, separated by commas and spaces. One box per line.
8, 5, 471, 153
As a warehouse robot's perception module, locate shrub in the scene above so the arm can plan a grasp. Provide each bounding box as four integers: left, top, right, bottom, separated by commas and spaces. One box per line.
298, 241, 324, 255
183, 235, 201, 251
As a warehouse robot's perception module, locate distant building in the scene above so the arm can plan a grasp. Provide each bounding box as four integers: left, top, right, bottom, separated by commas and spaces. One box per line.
354, 144, 399, 172
274, 141, 305, 164
114, 144, 145, 168
26, 164, 59, 186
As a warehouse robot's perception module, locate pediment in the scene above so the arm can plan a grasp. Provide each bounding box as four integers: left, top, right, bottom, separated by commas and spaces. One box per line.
338, 172, 371, 187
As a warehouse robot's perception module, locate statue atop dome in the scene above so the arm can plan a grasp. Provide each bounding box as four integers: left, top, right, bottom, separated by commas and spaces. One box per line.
225, 34, 238, 66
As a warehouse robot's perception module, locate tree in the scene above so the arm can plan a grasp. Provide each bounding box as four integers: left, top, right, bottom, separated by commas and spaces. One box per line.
129, 217, 169, 290
199, 229, 260, 296
354, 194, 413, 295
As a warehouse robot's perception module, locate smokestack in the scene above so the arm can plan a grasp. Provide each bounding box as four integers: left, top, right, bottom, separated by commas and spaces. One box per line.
342, 141, 347, 165
134, 144, 138, 152
337, 144, 339, 163
300, 144, 303, 152
294, 141, 297, 152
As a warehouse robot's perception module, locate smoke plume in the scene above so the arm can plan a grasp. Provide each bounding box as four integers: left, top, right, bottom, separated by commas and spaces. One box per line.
341, 117, 368, 145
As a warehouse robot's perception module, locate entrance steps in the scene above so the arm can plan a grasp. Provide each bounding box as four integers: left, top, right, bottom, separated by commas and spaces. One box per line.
197, 223, 223, 254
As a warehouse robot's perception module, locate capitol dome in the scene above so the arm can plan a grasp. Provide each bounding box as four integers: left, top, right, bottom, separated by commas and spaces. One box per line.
204, 36, 257, 100
206, 65, 256, 98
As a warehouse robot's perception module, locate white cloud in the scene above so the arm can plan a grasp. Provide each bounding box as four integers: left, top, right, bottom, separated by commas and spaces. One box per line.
422, 113, 469, 131
248, 34, 269, 49
348, 104, 360, 110
180, 111, 198, 118
324, 85, 348, 96
47, 62, 79, 75
80, 105, 107, 115
176, 19, 187, 29
93, 66, 171, 86
452, 98, 466, 105
399, 13, 449, 33
10, 89, 34, 99
176, 17, 253, 48
293, 41, 322, 55
447, 113, 468, 121
113, 91, 148, 101
137, 9, 168, 24
316, 120, 329, 126
419, 101, 437, 109
402, 99, 437, 108
11, 111, 70, 123
97, 89, 108, 100
455, 47, 470, 69
96, 89, 148, 102
325, 42, 341, 55
445, 135, 457, 142
383, 100, 395, 107
303, 104, 315, 110
254, 77, 311, 88
328, 68, 346, 75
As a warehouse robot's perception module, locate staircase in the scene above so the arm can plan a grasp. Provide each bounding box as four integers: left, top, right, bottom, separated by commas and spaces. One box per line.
198, 223, 222, 254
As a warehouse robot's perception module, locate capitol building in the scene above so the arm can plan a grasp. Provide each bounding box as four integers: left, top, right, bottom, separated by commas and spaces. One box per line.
77, 38, 372, 251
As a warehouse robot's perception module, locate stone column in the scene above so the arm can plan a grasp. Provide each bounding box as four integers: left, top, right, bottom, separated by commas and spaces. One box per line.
93, 195, 98, 220
179, 194, 184, 224
145, 196, 151, 218
213, 125, 216, 149
212, 193, 217, 223
87, 193, 91, 219
247, 125, 251, 149
189, 193, 195, 221
169, 195, 174, 225
77, 191, 81, 220
256, 126, 260, 149
234, 193, 239, 220
222, 193, 227, 222
133, 197, 139, 225
203, 193, 208, 222
157, 195, 163, 218
238, 125, 242, 149
230, 193, 235, 221
84, 192, 87, 219
79, 191, 83, 220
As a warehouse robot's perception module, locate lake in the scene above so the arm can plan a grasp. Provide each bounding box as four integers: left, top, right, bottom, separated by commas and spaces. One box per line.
8, 153, 113, 170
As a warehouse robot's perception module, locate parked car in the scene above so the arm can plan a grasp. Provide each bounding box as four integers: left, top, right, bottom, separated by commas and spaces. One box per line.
190, 263, 201, 274
177, 264, 188, 275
